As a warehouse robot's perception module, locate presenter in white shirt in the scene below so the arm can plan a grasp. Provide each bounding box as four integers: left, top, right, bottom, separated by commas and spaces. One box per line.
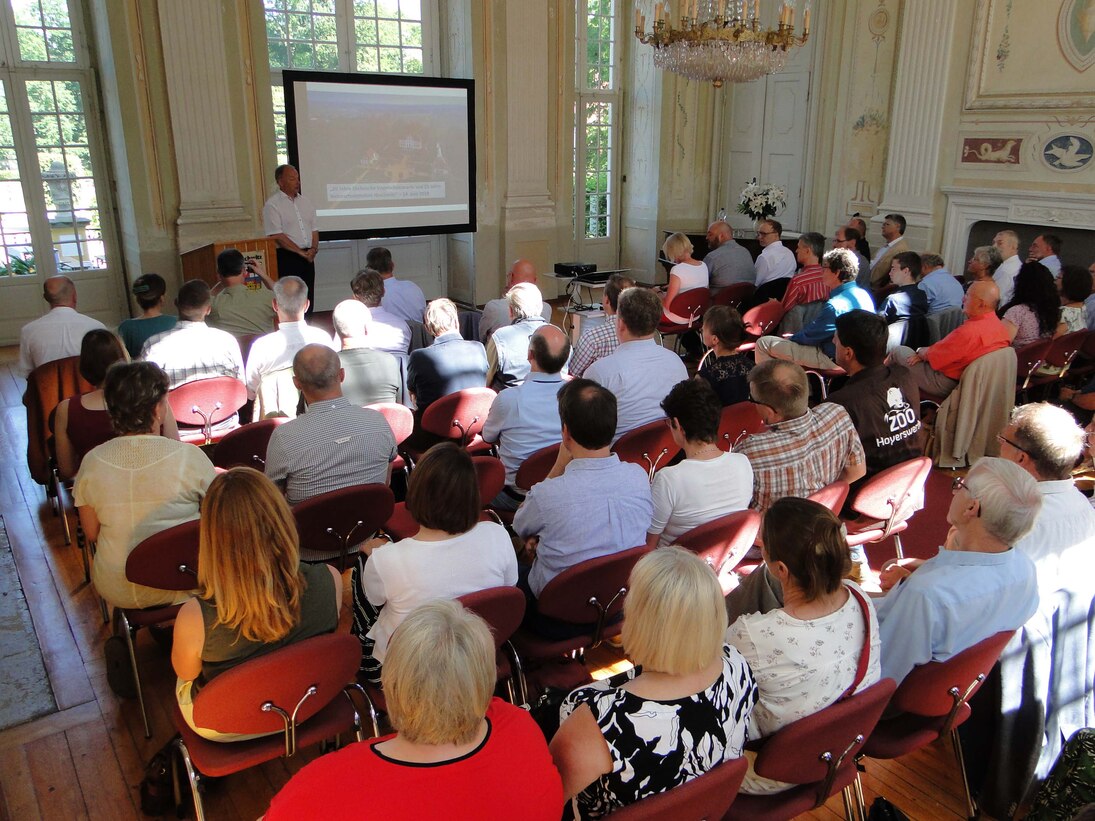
263, 164, 319, 312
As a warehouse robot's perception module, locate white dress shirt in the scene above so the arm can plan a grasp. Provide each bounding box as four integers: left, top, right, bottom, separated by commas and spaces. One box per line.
17, 306, 105, 377
244, 320, 336, 399
585, 338, 689, 440
994, 254, 1021, 305
753, 242, 797, 288
380, 277, 427, 324
364, 305, 411, 354
263, 190, 317, 249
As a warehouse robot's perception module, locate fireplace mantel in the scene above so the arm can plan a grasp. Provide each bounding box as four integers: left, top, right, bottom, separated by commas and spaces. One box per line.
941, 187, 1095, 271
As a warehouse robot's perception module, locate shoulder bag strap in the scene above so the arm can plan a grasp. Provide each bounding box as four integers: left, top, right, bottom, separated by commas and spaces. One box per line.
839, 584, 873, 701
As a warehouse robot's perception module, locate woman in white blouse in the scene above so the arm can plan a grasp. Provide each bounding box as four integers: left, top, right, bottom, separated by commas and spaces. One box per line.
726, 496, 881, 795
75, 361, 215, 610
660, 232, 709, 324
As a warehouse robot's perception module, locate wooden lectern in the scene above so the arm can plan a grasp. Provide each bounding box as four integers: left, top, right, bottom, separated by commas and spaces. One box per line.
181, 238, 279, 287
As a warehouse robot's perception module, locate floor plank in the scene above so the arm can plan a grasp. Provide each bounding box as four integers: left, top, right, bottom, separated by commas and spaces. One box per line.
67, 719, 141, 821
23, 732, 85, 820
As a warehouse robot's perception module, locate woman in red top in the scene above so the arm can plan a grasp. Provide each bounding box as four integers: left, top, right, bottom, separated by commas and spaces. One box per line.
265, 600, 562, 821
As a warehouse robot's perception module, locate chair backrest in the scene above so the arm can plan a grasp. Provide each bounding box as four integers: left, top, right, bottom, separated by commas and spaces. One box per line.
125, 518, 201, 591
420, 387, 497, 444
457, 586, 526, 652
606, 756, 749, 820
751, 678, 897, 805
26, 355, 93, 484
807, 480, 850, 514
674, 509, 762, 577
212, 417, 289, 469
1046, 330, 1088, 372
741, 301, 786, 339
718, 401, 765, 452
515, 442, 561, 492
536, 545, 652, 634
191, 632, 359, 739
293, 483, 396, 568
713, 282, 755, 309
365, 402, 414, 445
472, 455, 506, 508
257, 366, 301, 420
665, 289, 712, 328
1015, 338, 1054, 391
889, 631, 1015, 728
612, 420, 679, 480
850, 457, 932, 528
168, 376, 248, 428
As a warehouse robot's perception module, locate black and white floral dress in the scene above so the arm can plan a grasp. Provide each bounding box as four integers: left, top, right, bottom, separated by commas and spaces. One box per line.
559, 644, 757, 819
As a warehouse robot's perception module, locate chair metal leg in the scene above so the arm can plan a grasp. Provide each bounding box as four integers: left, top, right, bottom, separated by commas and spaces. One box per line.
119, 614, 151, 738
98, 594, 109, 625
951, 727, 978, 820
841, 784, 858, 821
174, 739, 206, 821
53, 471, 71, 545
853, 768, 868, 821
893, 532, 905, 561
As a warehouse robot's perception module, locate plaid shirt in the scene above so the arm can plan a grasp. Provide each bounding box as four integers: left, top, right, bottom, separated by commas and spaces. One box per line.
141, 321, 244, 390
735, 402, 865, 512
569, 317, 619, 377
781, 264, 830, 311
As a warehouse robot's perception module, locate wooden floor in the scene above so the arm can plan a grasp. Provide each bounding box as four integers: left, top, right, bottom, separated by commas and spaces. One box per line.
0, 343, 969, 820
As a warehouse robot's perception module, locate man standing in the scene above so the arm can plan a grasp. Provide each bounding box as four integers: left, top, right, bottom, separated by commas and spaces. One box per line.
750, 218, 797, 304
17, 275, 105, 377
263, 164, 318, 306
828, 310, 922, 478
207, 249, 276, 338
244, 276, 336, 401
992, 230, 1022, 305
704, 220, 755, 289
569, 272, 635, 377
917, 253, 965, 314
585, 287, 688, 440
889, 279, 1009, 399
331, 299, 401, 406
481, 325, 570, 511
480, 258, 552, 342
485, 283, 550, 390
350, 269, 410, 355
780, 231, 830, 312
142, 279, 244, 390
754, 248, 874, 371
407, 298, 488, 413
1027, 233, 1062, 277
366, 246, 426, 324
869, 213, 910, 289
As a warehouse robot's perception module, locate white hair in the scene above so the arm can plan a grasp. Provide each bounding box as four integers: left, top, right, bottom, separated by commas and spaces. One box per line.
273, 276, 309, 316
332, 298, 371, 339
965, 457, 1042, 545
505, 282, 543, 321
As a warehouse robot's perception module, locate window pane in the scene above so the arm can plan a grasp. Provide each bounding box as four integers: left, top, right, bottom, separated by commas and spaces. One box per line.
354, 0, 424, 74
0, 84, 33, 277
581, 101, 613, 239
271, 84, 288, 166
12, 0, 77, 63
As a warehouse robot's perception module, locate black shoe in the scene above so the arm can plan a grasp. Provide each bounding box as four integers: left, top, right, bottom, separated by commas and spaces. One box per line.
104, 635, 138, 699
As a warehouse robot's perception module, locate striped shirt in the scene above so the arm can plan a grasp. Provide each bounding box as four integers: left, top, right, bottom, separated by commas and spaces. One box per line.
735, 402, 864, 512
569, 316, 619, 378
265, 396, 397, 526
141, 321, 244, 390
781, 264, 830, 311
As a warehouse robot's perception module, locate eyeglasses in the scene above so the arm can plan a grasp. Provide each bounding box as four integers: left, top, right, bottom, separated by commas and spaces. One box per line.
756, 230, 775, 237
996, 433, 1028, 455
746, 395, 770, 408
951, 475, 982, 515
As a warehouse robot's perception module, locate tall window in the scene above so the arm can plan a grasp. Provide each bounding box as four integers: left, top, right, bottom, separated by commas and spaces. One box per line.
0, 0, 111, 277
264, 0, 429, 165
575, 0, 620, 243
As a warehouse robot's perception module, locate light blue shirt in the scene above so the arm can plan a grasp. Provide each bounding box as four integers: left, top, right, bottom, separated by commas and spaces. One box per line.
585, 338, 689, 441
1039, 255, 1062, 278
380, 276, 427, 324
918, 268, 965, 314
481, 373, 565, 485
1085, 293, 1095, 331
874, 547, 1038, 684
514, 454, 653, 596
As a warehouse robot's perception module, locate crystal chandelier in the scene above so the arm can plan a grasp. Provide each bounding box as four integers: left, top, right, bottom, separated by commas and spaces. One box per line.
634, 0, 811, 87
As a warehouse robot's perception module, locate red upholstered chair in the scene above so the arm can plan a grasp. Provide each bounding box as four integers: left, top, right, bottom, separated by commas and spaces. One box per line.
385, 455, 506, 540
171, 633, 367, 821
612, 420, 679, 481
167, 376, 248, 445
607, 756, 749, 820
718, 401, 765, 451
458, 586, 527, 703
490, 442, 561, 527
807, 480, 850, 515
841, 456, 932, 560
712, 282, 756, 309
725, 678, 897, 821
1015, 338, 1054, 402
366, 402, 414, 474
674, 509, 761, 594
292, 484, 395, 570
658, 289, 712, 352
510, 545, 652, 671
211, 417, 289, 469
804, 365, 847, 400
120, 519, 201, 738
738, 302, 786, 352
408, 387, 497, 461
1065, 329, 1095, 382
855, 631, 1015, 820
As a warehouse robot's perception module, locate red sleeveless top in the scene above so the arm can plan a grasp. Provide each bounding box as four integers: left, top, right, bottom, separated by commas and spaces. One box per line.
66, 393, 116, 460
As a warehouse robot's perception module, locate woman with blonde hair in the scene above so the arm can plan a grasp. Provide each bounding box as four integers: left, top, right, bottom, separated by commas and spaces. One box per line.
661, 232, 710, 357
551, 547, 757, 817
265, 600, 563, 819
172, 467, 341, 741
727, 496, 881, 794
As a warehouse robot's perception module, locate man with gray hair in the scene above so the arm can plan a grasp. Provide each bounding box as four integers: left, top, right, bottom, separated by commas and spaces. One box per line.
332, 298, 401, 406
265, 344, 396, 538
244, 276, 336, 400
407, 297, 488, 413
993, 230, 1021, 304
485, 282, 552, 390
479, 258, 552, 342
917, 253, 964, 314
704, 220, 755, 289
17, 274, 105, 377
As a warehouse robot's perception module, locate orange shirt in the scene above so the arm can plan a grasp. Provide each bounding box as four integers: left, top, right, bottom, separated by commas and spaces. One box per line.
926, 311, 1010, 380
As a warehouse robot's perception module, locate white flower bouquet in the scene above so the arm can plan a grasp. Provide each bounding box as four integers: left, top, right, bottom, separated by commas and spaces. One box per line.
736, 178, 787, 222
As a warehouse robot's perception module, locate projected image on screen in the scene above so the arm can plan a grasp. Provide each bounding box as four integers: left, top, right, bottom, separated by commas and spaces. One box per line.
285, 71, 476, 239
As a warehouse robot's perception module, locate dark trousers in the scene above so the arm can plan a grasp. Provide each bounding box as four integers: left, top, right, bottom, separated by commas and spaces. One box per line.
276, 248, 316, 313
741, 277, 790, 312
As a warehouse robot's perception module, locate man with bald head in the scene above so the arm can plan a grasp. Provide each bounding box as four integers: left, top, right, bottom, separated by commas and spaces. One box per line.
17, 275, 105, 377
332, 298, 401, 406
265, 345, 397, 542
479, 258, 552, 342
889, 279, 1010, 399
704, 220, 755, 289
482, 324, 572, 510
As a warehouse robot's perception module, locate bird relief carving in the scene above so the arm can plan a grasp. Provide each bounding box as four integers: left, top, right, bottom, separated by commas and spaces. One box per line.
1043, 135, 1094, 170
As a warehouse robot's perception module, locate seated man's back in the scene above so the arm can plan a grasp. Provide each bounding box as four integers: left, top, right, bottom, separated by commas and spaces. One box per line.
407, 298, 488, 411
18, 275, 106, 377
331, 297, 402, 406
